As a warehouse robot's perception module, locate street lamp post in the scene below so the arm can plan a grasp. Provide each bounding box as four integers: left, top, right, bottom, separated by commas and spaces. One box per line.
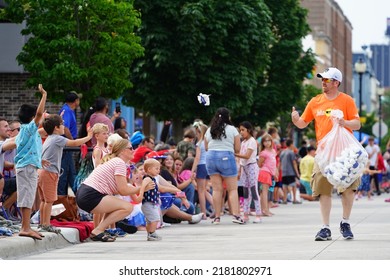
378, 87, 385, 146
354, 58, 367, 141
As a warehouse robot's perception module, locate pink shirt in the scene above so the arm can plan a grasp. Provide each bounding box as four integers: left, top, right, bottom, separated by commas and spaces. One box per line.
83, 157, 127, 195
259, 149, 277, 175
178, 170, 192, 182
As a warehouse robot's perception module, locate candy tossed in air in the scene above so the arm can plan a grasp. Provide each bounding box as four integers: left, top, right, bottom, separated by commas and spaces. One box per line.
197, 93, 210, 106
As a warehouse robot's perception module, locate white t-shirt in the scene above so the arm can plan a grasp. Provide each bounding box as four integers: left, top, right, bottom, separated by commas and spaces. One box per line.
205, 125, 239, 153
365, 144, 380, 167
239, 137, 257, 166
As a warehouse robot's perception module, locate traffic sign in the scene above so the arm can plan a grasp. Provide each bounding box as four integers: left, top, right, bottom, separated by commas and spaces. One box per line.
372, 120, 388, 138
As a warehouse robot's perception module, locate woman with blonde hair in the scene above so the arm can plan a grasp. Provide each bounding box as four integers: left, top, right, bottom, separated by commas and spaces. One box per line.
76, 139, 153, 242
192, 123, 213, 219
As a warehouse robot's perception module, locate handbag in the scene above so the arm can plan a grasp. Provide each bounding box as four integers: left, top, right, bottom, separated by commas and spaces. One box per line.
52, 196, 79, 221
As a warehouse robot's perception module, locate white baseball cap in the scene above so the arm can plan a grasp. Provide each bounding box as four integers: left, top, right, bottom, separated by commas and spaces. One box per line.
316, 67, 342, 83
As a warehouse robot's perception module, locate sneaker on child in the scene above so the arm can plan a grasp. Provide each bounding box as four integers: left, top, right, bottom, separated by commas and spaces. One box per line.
147, 232, 162, 241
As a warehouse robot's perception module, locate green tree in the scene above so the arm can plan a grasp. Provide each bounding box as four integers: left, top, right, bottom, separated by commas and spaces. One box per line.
2, 0, 144, 108
270, 83, 320, 140
244, 0, 316, 127
361, 105, 390, 150
126, 0, 274, 129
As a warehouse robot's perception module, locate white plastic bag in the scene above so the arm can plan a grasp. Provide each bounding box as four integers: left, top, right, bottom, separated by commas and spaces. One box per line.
315, 110, 368, 192
51, 203, 66, 216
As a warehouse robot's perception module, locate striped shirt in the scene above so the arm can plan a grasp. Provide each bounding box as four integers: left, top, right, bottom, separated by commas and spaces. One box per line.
83, 157, 127, 195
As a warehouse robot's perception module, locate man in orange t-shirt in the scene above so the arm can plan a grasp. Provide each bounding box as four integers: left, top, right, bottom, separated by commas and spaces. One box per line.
291, 67, 361, 242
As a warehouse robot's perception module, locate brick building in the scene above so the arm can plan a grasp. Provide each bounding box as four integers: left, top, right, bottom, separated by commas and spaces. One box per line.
301, 0, 353, 94
0, 73, 63, 121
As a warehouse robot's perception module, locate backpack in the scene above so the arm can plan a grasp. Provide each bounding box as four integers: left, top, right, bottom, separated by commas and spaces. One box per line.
73, 151, 94, 195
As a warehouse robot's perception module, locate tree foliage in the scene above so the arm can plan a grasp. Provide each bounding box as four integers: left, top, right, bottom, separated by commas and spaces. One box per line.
241, 0, 316, 127
126, 0, 274, 124
361, 89, 390, 150
276, 84, 321, 139
2, 0, 316, 132
2, 0, 144, 109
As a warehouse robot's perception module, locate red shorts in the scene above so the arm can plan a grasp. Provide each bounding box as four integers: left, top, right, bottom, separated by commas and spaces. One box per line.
38, 169, 59, 203
258, 170, 272, 186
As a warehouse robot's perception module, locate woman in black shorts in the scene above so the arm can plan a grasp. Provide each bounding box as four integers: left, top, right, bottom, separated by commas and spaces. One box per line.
76, 139, 153, 242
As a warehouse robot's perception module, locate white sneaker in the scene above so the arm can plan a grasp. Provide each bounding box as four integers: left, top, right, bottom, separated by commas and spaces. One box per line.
189, 213, 203, 224
147, 232, 162, 241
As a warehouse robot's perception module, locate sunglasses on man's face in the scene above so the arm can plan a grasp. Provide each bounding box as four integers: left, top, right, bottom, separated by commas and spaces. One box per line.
10, 128, 20, 132
321, 78, 334, 83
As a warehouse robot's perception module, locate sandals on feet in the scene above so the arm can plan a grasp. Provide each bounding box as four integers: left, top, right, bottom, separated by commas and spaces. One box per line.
212, 217, 221, 225
90, 232, 116, 242
232, 215, 246, 224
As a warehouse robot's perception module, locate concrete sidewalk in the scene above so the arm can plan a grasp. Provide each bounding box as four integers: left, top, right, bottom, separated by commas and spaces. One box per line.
0, 224, 80, 260
1, 192, 390, 260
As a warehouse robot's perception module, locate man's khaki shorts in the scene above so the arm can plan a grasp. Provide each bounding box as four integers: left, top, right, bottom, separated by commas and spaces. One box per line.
310, 162, 360, 197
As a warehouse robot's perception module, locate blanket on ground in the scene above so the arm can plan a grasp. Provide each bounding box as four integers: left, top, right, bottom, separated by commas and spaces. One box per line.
50, 219, 94, 242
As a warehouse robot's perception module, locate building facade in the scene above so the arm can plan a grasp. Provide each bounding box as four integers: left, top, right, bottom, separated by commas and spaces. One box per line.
370, 44, 390, 88
300, 0, 353, 94
369, 18, 390, 89
352, 18, 389, 115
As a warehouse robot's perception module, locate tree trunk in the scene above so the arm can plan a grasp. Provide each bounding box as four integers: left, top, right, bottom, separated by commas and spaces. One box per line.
171, 118, 183, 144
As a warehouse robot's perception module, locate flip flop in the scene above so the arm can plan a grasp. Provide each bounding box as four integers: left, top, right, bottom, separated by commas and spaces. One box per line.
19, 232, 43, 240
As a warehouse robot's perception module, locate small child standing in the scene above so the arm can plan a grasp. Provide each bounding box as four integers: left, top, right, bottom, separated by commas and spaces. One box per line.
141, 158, 162, 241
38, 115, 93, 233
91, 123, 110, 230
92, 123, 109, 168
356, 163, 380, 201
235, 121, 261, 223
15, 84, 47, 240
126, 165, 146, 231
258, 133, 278, 217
